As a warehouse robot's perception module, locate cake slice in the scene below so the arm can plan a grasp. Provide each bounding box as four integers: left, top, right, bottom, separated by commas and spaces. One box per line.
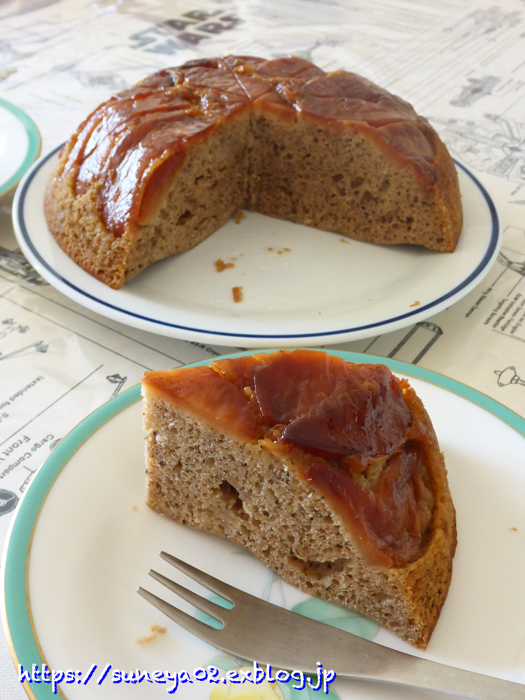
141, 349, 457, 649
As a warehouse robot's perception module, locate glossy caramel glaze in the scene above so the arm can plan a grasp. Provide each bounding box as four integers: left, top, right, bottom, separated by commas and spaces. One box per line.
61, 56, 441, 239
143, 350, 437, 567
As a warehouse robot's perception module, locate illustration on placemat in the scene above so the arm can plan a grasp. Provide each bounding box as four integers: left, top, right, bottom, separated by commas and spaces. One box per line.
451, 76, 501, 108
0, 246, 47, 285
107, 373, 127, 397
0, 318, 28, 340
131, 7, 240, 51
356, 321, 443, 365
73, 70, 127, 92
0, 339, 48, 360
431, 114, 525, 186
498, 251, 525, 275
18, 437, 58, 493
494, 366, 525, 388
478, 230, 525, 340
0, 489, 18, 516
0, 318, 49, 360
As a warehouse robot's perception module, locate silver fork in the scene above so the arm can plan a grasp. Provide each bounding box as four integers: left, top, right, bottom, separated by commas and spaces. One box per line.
138, 552, 524, 700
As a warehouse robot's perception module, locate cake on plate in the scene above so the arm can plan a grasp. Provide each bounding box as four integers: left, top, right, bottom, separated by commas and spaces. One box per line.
45, 56, 463, 289
142, 349, 457, 648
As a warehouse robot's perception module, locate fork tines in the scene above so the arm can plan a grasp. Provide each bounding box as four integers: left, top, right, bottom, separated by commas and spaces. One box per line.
137, 552, 234, 645
138, 552, 525, 700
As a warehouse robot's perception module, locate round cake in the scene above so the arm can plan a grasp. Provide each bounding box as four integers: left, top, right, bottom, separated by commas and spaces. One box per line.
44, 56, 463, 289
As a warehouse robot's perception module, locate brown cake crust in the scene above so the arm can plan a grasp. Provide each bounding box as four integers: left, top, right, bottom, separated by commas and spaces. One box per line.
45, 56, 463, 290
141, 351, 457, 649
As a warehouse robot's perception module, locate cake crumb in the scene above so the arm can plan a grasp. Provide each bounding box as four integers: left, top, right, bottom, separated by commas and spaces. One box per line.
132, 505, 138, 511
232, 286, 243, 303
410, 300, 420, 307
137, 622, 167, 644
340, 238, 349, 244
510, 527, 518, 531
234, 209, 246, 224
215, 258, 234, 272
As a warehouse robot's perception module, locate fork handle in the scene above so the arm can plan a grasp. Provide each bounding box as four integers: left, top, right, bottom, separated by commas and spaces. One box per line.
333, 642, 524, 700
260, 612, 523, 699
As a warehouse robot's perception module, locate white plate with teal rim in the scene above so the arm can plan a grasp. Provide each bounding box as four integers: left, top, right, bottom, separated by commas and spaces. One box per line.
0, 99, 41, 198
13, 149, 499, 347
3, 350, 525, 700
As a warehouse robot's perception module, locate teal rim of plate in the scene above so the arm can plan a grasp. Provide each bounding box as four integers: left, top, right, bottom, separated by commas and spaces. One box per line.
0, 98, 41, 198
2, 349, 525, 700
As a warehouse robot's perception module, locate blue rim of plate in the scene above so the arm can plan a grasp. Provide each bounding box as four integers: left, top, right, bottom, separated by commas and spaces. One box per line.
0, 98, 41, 198
14, 147, 500, 341
2, 349, 525, 700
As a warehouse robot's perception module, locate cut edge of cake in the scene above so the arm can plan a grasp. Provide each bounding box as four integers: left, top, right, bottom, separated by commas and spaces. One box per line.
44, 56, 463, 290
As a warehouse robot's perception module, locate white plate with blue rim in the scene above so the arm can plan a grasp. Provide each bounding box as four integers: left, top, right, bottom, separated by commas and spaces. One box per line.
13, 149, 499, 347
0, 99, 40, 198
3, 350, 525, 700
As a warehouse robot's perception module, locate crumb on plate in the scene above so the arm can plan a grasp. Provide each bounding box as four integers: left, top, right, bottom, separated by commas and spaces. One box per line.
215, 258, 235, 272
268, 247, 291, 254
137, 622, 167, 644
232, 286, 243, 303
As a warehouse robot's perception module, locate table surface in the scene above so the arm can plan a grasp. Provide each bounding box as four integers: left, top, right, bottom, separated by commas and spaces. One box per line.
1, 0, 525, 698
